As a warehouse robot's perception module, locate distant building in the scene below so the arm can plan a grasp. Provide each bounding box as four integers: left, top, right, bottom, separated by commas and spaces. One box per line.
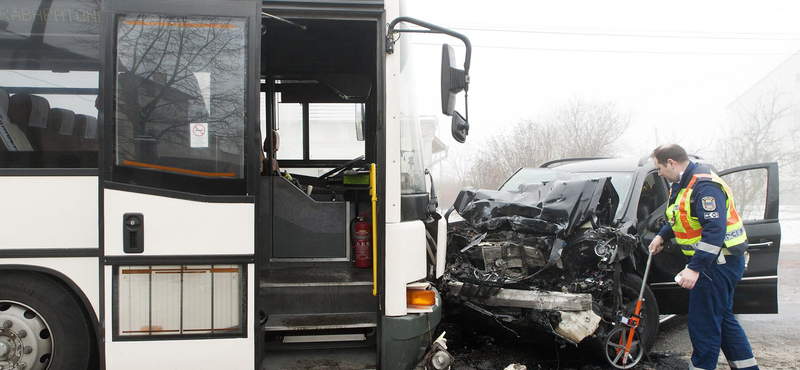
727, 50, 800, 166
420, 115, 447, 170
727, 50, 800, 204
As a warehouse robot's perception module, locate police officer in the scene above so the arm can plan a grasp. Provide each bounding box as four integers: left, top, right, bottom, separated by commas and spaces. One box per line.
648, 144, 758, 370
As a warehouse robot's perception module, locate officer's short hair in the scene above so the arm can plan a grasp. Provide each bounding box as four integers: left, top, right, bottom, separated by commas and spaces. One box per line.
651, 144, 689, 165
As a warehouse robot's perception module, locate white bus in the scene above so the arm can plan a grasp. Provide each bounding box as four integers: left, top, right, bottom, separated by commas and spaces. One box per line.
0, 0, 472, 369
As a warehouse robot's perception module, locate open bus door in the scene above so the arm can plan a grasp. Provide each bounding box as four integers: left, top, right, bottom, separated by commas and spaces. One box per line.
99, 0, 261, 368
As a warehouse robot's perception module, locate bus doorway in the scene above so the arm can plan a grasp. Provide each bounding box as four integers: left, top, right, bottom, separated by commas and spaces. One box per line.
256, 14, 381, 369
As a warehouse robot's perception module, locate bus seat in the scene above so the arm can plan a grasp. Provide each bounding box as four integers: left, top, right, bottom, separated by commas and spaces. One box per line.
8, 93, 49, 129
0, 89, 34, 152
75, 114, 98, 151
44, 108, 78, 151
0, 124, 34, 152
8, 93, 49, 150
57, 109, 76, 136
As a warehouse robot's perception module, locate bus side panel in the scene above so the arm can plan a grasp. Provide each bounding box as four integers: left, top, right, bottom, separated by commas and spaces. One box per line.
104, 265, 255, 370
0, 176, 98, 249
384, 220, 426, 316
383, 1, 402, 224
0, 257, 99, 318
103, 189, 254, 256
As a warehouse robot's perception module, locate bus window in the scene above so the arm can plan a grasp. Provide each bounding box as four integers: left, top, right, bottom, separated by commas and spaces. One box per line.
0, 0, 100, 168
309, 103, 365, 160
275, 101, 303, 160
110, 14, 247, 195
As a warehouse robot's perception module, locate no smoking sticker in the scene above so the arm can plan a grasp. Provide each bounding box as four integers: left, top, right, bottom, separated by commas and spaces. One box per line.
190, 123, 208, 148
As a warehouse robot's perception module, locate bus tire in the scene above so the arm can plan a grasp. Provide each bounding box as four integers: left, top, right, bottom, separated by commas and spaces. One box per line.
0, 271, 96, 370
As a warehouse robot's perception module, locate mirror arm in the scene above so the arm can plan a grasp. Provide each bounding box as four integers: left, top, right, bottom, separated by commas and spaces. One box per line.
425, 169, 439, 217
464, 89, 469, 124
386, 17, 472, 74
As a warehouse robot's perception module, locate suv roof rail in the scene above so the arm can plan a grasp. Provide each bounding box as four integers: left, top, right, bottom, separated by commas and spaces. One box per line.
539, 157, 611, 168
640, 153, 704, 167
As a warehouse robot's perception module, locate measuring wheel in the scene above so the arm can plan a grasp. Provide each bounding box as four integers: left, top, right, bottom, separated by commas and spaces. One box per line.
604, 326, 644, 369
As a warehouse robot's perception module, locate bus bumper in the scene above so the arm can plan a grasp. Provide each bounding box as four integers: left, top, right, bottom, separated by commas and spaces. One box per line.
380, 290, 443, 370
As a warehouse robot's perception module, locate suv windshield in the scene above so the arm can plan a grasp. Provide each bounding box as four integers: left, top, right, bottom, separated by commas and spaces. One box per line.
500, 168, 635, 218
499, 168, 564, 191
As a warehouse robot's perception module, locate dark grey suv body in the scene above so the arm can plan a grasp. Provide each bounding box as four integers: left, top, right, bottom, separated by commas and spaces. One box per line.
500, 157, 781, 314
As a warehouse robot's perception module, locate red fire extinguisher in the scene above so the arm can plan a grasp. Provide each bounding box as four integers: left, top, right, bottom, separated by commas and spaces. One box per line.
353, 213, 372, 269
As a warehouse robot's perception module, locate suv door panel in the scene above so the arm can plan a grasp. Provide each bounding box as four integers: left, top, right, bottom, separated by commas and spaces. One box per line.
719, 162, 780, 314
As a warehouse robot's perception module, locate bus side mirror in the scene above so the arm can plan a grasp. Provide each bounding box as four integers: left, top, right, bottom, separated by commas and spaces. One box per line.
451, 111, 468, 143
441, 44, 469, 142
441, 44, 467, 116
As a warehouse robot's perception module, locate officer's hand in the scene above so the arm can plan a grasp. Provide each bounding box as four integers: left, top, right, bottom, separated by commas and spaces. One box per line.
648, 235, 664, 255
678, 268, 700, 290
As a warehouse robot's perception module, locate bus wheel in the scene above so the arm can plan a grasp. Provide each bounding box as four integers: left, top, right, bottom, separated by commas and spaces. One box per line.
0, 272, 95, 370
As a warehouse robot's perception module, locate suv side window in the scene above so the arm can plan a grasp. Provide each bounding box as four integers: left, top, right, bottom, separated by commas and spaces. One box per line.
720, 168, 769, 221
637, 171, 668, 221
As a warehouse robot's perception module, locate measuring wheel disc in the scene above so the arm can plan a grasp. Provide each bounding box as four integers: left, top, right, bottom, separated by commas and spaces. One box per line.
604, 326, 644, 369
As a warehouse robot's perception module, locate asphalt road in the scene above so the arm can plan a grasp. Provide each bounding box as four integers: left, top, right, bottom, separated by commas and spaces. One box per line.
444, 242, 799, 370
649, 241, 800, 370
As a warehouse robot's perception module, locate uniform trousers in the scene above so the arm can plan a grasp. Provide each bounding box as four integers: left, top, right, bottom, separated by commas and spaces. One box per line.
688, 254, 758, 370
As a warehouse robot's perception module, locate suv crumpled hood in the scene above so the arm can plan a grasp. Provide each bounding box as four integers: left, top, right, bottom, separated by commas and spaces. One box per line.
452, 177, 620, 238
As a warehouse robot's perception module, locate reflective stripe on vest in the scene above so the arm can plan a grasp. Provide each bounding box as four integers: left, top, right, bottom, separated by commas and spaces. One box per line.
665, 170, 747, 256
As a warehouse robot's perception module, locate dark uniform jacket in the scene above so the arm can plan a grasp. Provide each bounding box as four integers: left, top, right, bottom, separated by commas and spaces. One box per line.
656, 161, 744, 272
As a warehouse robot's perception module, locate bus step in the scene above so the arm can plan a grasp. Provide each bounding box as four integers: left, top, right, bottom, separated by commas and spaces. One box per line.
263, 312, 377, 332
260, 265, 377, 315
260, 265, 373, 287
282, 333, 366, 344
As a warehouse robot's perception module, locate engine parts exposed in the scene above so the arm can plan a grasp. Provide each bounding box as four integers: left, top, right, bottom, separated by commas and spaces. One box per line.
442, 178, 649, 346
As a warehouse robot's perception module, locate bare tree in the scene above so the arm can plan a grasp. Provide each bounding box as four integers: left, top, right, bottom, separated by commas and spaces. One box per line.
716, 89, 800, 218
441, 98, 633, 203
550, 98, 633, 158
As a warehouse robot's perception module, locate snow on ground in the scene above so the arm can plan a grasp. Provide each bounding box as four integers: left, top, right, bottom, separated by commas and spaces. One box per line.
779, 205, 800, 247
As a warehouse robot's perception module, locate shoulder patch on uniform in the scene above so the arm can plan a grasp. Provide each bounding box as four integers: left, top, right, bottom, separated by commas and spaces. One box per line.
701, 196, 716, 211
704, 212, 720, 219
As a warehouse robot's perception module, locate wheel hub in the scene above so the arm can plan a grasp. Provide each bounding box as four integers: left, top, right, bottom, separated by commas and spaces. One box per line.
0, 329, 22, 366
604, 326, 644, 369
0, 338, 11, 357
0, 301, 53, 370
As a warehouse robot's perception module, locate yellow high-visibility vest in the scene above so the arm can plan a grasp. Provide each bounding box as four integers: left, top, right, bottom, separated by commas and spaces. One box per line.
666, 168, 747, 256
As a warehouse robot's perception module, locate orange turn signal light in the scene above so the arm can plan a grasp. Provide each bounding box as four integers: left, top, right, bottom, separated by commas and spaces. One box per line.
406, 289, 436, 307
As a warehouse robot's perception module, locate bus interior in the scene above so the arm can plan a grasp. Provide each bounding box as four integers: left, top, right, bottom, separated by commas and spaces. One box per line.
256, 16, 382, 367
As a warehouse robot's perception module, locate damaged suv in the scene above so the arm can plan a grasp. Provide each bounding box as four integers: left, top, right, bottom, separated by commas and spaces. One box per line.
441, 157, 781, 358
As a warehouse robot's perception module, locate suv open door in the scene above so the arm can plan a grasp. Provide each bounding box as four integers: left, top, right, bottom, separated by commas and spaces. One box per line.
718, 162, 781, 313
648, 162, 780, 314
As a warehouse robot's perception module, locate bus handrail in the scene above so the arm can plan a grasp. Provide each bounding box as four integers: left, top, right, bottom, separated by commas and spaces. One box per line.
370, 163, 378, 296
